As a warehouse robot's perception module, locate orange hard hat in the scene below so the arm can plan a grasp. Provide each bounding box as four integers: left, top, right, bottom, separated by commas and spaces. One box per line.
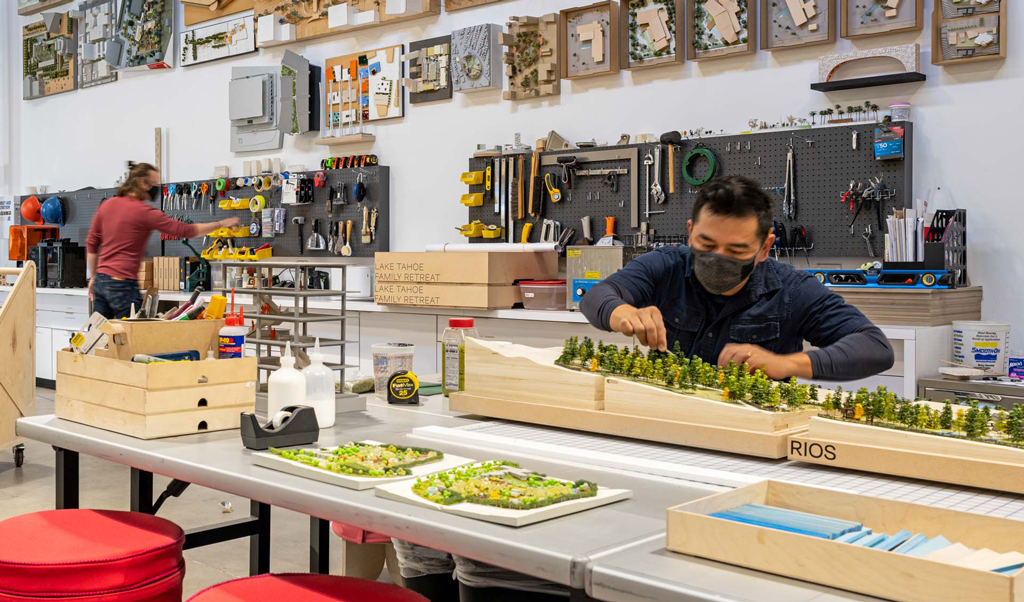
20, 196, 43, 225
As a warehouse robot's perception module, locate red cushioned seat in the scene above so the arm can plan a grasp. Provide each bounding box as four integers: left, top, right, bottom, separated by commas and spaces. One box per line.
0, 565, 184, 602
331, 522, 392, 545
188, 574, 428, 602
0, 510, 185, 597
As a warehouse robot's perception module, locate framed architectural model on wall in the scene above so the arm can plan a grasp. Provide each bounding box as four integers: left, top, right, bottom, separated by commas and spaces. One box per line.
561, 2, 620, 80
760, 0, 835, 50
18, 0, 72, 16
76, 0, 118, 89
181, 15, 257, 67
255, 0, 440, 47
932, 0, 1005, 65
688, 0, 756, 60
621, 0, 683, 70
23, 13, 77, 100
325, 45, 406, 124
841, 0, 923, 39
500, 14, 562, 101
451, 24, 503, 92
402, 36, 452, 103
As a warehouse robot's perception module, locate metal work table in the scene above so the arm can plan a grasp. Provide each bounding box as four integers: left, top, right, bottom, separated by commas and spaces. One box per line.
585, 534, 884, 602
16, 397, 724, 598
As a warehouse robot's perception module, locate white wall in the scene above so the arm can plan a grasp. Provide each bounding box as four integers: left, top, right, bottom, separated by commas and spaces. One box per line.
6, 1, 1024, 336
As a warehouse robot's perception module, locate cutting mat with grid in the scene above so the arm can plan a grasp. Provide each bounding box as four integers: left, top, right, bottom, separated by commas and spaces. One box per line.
441, 421, 1024, 520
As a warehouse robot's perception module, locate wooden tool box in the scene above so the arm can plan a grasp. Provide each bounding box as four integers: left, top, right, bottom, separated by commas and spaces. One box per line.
668, 480, 1024, 602
55, 319, 256, 439
373, 251, 558, 309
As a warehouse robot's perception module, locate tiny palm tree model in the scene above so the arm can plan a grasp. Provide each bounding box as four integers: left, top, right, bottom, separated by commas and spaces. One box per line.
412, 461, 598, 509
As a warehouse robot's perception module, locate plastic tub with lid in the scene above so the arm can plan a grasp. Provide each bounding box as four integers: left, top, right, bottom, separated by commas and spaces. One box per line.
518, 280, 568, 311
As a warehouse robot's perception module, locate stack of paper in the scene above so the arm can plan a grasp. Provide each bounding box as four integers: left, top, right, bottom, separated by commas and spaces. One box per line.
884, 209, 927, 262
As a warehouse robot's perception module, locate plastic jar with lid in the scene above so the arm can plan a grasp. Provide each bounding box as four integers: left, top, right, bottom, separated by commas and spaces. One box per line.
442, 318, 479, 397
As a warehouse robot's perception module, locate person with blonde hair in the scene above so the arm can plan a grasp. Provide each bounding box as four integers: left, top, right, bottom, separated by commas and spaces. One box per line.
86, 163, 240, 318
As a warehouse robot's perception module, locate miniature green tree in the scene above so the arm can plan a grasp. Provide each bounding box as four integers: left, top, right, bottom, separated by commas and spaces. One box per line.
767, 388, 781, 409
882, 393, 897, 424
1009, 405, 1024, 441
785, 378, 802, 407
673, 340, 682, 355
964, 403, 981, 438
653, 359, 665, 383
927, 409, 941, 430
807, 384, 819, 403
996, 409, 1008, 433
821, 394, 834, 414
954, 408, 966, 434
915, 405, 929, 429
940, 401, 954, 430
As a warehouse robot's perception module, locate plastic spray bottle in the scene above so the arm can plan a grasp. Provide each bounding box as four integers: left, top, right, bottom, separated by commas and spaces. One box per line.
268, 342, 306, 418
301, 338, 336, 428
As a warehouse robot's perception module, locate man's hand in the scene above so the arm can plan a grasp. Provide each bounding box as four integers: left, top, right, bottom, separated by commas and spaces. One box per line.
220, 217, 243, 228
718, 344, 813, 380
88, 277, 94, 301
610, 304, 667, 351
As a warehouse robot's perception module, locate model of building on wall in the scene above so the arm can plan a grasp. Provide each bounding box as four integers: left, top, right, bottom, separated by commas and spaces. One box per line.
402, 36, 452, 103
500, 14, 561, 101
843, 0, 918, 38
625, 0, 679, 69
229, 50, 320, 152
23, 12, 77, 100
562, 2, 619, 79
255, 0, 439, 47
691, 0, 751, 58
706, 0, 743, 43
76, 0, 118, 88
115, 0, 173, 70
451, 24, 503, 93
324, 45, 405, 124
938, 14, 999, 60
180, 15, 256, 67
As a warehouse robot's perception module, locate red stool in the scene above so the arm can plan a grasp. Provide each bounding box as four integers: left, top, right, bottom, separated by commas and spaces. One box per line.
187, 574, 428, 602
0, 510, 185, 602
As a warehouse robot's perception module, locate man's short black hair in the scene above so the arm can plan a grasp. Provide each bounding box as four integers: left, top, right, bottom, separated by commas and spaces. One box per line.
691, 175, 774, 240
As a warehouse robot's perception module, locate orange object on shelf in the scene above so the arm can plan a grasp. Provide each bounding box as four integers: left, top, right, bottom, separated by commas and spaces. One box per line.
8, 225, 60, 261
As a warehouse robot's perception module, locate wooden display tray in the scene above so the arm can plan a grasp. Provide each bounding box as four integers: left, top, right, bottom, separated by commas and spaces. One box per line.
668, 480, 1024, 602
253, 443, 475, 490
789, 417, 1024, 495
605, 378, 818, 432
373, 283, 521, 309
375, 463, 632, 527
56, 351, 257, 391
55, 395, 251, 439
450, 392, 803, 458
831, 285, 982, 327
464, 339, 604, 410
374, 251, 558, 285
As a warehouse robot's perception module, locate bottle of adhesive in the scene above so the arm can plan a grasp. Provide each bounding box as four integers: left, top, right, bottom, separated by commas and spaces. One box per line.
218, 308, 246, 359
301, 338, 336, 428
442, 319, 479, 396
268, 342, 306, 419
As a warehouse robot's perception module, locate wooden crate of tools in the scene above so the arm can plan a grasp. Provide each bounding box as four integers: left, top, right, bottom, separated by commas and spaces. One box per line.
373, 251, 557, 309
668, 480, 1024, 602
55, 320, 257, 439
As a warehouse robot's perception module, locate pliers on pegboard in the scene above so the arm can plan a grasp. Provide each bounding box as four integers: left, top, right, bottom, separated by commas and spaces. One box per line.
848, 176, 887, 234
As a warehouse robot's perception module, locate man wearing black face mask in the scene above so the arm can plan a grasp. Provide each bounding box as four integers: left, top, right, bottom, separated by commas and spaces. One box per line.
86, 163, 241, 319
580, 175, 894, 381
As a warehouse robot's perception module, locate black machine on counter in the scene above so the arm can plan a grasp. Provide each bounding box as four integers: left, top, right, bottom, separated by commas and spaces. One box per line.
918, 376, 1024, 411
27, 238, 87, 289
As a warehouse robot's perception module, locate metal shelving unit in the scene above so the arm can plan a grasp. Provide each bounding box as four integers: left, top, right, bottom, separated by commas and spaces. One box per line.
218, 258, 365, 415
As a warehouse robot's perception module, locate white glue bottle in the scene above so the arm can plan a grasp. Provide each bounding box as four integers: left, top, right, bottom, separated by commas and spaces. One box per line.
301, 338, 336, 428
268, 342, 306, 419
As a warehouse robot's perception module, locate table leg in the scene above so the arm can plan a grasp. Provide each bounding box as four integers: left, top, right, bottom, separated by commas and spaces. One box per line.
250, 501, 271, 575
54, 447, 79, 510
570, 588, 596, 601
130, 468, 154, 514
310, 517, 331, 574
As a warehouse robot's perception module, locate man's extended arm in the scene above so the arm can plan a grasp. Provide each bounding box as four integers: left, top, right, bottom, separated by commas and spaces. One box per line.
579, 250, 672, 351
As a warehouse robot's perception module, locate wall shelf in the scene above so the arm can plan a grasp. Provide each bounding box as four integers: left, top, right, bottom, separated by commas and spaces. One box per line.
315, 134, 376, 147
811, 72, 926, 92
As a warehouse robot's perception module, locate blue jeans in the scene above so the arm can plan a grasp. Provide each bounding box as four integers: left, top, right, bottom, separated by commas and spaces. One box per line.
93, 273, 142, 319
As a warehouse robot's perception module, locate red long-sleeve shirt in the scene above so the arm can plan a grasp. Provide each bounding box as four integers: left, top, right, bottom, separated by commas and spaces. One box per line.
86, 196, 195, 280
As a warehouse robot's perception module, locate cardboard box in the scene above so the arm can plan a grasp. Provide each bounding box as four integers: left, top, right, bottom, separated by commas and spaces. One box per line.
374, 252, 558, 285
374, 282, 521, 309
668, 480, 1024, 602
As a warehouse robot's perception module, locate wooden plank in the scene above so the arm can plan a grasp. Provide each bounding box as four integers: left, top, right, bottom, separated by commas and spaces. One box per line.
374, 283, 521, 309
667, 482, 1017, 602
94, 319, 224, 361
56, 351, 257, 391
464, 338, 605, 410
254, 0, 440, 45
604, 378, 818, 432
55, 373, 256, 415
56, 394, 252, 439
184, 0, 255, 27
0, 263, 36, 448
449, 392, 802, 458
445, 0, 506, 11
253, 448, 476, 491
374, 252, 558, 284
375, 465, 632, 527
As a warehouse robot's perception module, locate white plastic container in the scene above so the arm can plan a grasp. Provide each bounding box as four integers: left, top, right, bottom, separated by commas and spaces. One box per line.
889, 101, 911, 121
952, 321, 1011, 374
302, 338, 336, 428
268, 342, 307, 418
371, 343, 415, 397
518, 280, 568, 311
218, 309, 247, 358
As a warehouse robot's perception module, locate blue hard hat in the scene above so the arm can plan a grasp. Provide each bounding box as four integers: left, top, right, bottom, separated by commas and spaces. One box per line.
41, 196, 64, 226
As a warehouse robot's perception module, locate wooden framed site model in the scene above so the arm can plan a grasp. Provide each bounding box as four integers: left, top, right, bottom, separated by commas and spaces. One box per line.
932, 0, 1006, 66
254, 0, 440, 47
621, 0, 684, 70
501, 13, 562, 100
688, 0, 757, 60
841, 0, 923, 39
760, 0, 835, 50
560, 2, 621, 80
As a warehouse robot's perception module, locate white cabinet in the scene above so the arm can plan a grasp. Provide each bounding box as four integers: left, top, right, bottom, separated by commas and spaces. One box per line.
35, 327, 52, 381
52, 328, 75, 356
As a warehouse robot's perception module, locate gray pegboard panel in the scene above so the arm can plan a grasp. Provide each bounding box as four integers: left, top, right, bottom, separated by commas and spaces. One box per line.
161, 166, 389, 259
465, 122, 912, 257
16, 186, 164, 258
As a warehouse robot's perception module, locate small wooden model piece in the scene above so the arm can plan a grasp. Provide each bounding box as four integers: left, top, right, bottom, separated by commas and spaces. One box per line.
840, 0, 923, 39
401, 35, 452, 103
445, 0, 506, 10
622, 0, 683, 70
688, 0, 756, 60
760, 0, 834, 50
500, 13, 562, 101
254, 0, 440, 47
932, 0, 1004, 65
561, 2, 620, 79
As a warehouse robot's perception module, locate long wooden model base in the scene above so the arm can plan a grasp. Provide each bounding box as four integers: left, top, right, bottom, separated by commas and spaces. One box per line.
449, 392, 804, 458
790, 417, 1024, 495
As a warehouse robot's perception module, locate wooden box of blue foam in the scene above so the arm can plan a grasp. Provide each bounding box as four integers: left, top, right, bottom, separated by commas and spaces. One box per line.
667, 480, 1024, 602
